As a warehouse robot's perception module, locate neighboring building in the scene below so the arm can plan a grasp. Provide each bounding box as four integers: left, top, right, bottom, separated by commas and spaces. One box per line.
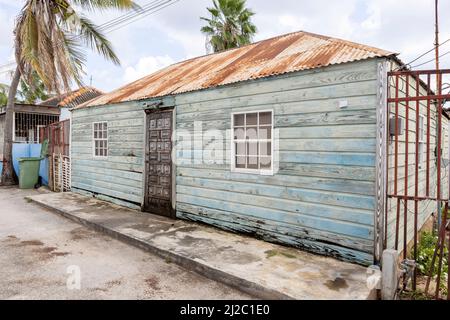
0, 87, 102, 156
0, 103, 60, 154
70, 31, 449, 266
0, 87, 103, 184
40, 87, 103, 121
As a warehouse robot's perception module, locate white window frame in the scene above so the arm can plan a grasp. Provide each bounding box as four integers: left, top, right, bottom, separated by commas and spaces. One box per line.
231, 110, 274, 176
36, 125, 46, 143
92, 121, 108, 159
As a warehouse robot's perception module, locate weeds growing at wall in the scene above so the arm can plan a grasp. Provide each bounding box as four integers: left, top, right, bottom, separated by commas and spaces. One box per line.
415, 231, 448, 296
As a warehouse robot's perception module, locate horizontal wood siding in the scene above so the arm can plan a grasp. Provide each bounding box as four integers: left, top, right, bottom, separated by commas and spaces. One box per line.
71, 101, 145, 205
386, 67, 450, 252
175, 59, 379, 265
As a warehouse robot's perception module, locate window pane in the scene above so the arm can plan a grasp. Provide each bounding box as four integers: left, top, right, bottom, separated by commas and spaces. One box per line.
246, 127, 258, 140
260, 157, 272, 170
233, 112, 273, 172
236, 156, 246, 168
94, 123, 98, 131
260, 142, 272, 156
248, 142, 258, 156
103, 123, 107, 131
259, 112, 272, 125
94, 131, 98, 139
246, 113, 258, 126
234, 128, 245, 140
236, 142, 246, 156
234, 114, 245, 127
259, 126, 272, 140
247, 156, 258, 169
103, 129, 108, 139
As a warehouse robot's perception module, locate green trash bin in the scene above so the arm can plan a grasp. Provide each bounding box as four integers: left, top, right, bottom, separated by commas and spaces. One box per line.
18, 157, 42, 189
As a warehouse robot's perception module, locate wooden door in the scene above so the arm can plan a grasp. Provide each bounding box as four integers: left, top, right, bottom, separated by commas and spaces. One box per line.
143, 109, 175, 218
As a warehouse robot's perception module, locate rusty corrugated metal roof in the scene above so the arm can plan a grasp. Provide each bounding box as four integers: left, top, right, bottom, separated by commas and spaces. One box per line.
82, 31, 396, 108
42, 87, 103, 108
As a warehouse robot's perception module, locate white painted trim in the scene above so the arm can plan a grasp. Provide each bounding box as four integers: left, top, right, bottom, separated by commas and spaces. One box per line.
69, 115, 72, 190
230, 109, 274, 176
141, 112, 148, 209
375, 60, 388, 264
92, 121, 108, 160
172, 107, 177, 210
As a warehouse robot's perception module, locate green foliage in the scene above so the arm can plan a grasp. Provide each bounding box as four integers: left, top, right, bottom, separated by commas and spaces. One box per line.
415, 231, 448, 281
201, 0, 257, 53
1, 72, 49, 105
18, 71, 50, 104
401, 290, 433, 300
14, 0, 137, 94
0, 84, 8, 106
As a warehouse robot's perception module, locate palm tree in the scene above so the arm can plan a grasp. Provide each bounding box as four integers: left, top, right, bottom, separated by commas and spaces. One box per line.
18, 71, 50, 104
1, 0, 137, 185
200, 0, 257, 53
0, 73, 48, 106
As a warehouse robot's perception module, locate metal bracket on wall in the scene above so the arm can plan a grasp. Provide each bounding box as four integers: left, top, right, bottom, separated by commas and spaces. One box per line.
142, 101, 163, 113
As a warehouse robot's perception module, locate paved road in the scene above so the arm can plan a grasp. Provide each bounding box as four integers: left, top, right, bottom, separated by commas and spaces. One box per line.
0, 187, 251, 300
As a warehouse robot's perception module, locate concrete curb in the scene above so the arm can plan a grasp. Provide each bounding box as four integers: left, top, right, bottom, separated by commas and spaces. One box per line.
27, 196, 294, 300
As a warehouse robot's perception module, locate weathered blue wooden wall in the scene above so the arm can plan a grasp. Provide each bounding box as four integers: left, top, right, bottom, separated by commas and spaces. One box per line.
71, 101, 145, 209
174, 59, 380, 265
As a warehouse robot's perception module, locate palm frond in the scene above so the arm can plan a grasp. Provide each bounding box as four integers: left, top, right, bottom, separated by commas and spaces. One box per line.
201, 0, 257, 53
70, 0, 140, 11
75, 15, 120, 65
14, 0, 136, 95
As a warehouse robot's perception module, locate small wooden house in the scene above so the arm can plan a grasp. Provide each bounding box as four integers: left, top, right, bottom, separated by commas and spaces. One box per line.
70, 31, 449, 266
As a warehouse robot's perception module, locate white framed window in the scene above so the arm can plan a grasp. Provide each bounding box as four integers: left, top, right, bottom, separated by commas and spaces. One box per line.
418, 115, 425, 167
231, 110, 274, 175
93, 122, 108, 158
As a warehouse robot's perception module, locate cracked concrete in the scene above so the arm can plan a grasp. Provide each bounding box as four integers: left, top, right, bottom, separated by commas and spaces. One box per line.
0, 187, 251, 300
26, 190, 375, 300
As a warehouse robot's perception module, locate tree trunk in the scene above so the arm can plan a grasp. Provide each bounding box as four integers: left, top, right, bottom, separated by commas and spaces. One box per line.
1, 66, 21, 186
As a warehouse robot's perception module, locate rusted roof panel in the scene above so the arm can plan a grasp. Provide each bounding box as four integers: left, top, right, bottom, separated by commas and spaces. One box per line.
82, 31, 395, 108
42, 87, 103, 108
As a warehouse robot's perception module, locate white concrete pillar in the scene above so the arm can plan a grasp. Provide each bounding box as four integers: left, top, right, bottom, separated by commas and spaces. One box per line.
381, 249, 400, 300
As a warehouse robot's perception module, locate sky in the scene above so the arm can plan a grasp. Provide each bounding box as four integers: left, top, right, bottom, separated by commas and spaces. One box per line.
1, 0, 450, 93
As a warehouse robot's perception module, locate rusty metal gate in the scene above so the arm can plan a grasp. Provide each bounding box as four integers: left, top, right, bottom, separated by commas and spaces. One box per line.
40, 119, 71, 192
386, 69, 450, 299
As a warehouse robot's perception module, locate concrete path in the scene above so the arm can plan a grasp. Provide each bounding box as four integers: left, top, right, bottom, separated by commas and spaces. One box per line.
0, 187, 250, 300
27, 191, 375, 300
